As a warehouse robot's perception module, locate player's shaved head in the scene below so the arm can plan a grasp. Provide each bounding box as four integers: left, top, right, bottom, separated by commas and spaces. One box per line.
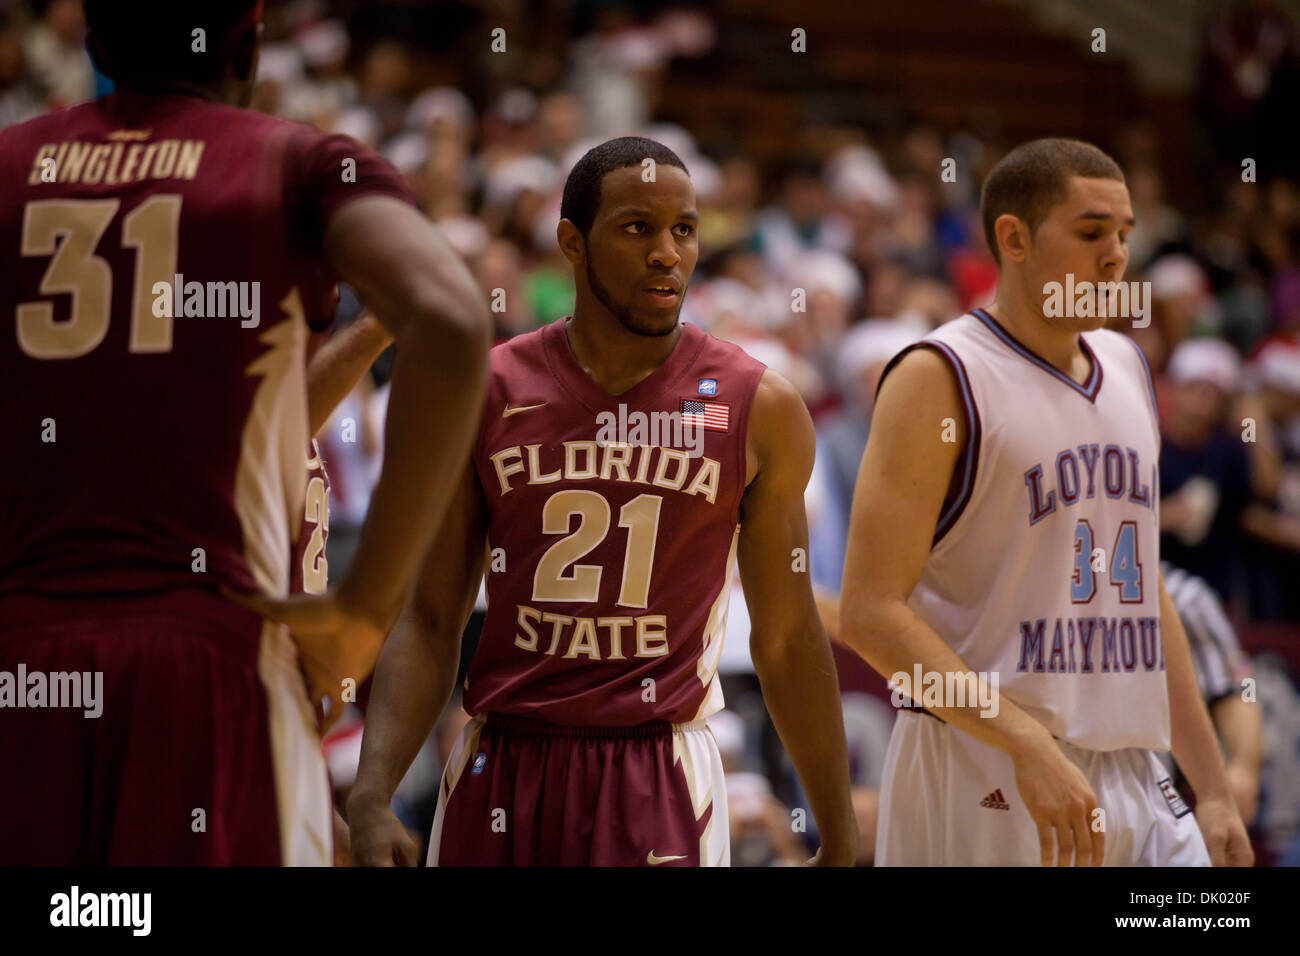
561, 136, 689, 237
85, 0, 262, 88
980, 138, 1125, 266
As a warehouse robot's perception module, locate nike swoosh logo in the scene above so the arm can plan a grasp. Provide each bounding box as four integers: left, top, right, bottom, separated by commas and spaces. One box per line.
502, 402, 547, 418
647, 850, 687, 865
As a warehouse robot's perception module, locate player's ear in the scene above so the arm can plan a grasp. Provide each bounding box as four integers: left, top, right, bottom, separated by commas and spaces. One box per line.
994, 213, 1030, 265
556, 219, 585, 267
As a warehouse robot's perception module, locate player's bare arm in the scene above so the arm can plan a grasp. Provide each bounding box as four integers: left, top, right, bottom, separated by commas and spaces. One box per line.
1214, 705, 1264, 829
306, 312, 393, 437
232, 197, 491, 729
1210, 681, 1265, 826
739, 368, 857, 866
839, 347, 1104, 866
1158, 572, 1254, 866
347, 461, 489, 865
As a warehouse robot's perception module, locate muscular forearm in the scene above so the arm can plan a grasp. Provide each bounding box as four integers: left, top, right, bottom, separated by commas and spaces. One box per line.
349, 613, 461, 807
307, 313, 393, 437
751, 627, 857, 858
841, 597, 1052, 759
335, 318, 487, 628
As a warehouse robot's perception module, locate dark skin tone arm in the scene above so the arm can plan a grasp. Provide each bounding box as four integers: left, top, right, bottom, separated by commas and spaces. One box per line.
346, 462, 488, 866
306, 313, 393, 438
740, 369, 857, 866
229, 196, 491, 732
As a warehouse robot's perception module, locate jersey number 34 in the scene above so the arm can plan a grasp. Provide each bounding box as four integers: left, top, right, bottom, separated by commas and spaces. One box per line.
1071, 519, 1143, 603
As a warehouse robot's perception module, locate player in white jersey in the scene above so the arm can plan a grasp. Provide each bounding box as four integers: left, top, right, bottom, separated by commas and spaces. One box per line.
840, 138, 1253, 866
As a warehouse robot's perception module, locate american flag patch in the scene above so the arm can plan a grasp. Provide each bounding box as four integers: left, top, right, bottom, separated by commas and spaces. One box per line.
680, 399, 729, 432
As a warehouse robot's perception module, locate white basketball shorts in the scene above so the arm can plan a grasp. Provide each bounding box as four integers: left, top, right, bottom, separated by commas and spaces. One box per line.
876, 711, 1210, 866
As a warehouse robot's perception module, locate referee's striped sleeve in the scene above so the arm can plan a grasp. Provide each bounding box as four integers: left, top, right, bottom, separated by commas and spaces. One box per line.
1161, 561, 1245, 702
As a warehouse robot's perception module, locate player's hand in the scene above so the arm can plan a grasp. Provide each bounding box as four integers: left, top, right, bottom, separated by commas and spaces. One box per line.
346, 796, 421, 867
1011, 730, 1105, 866
222, 587, 386, 734
1194, 793, 1254, 867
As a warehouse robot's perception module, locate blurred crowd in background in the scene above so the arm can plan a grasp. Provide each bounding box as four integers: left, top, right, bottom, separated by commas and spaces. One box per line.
3, 0, 1299, 865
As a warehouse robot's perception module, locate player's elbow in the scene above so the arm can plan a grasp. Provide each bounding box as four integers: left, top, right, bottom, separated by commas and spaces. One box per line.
837, 587, 897, 659
407, 594, 467, 656
748, 623, 816, 675
403, 282, 492, 361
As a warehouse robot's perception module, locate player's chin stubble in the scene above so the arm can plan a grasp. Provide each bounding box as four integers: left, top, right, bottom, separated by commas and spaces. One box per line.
585, 257, 680, 338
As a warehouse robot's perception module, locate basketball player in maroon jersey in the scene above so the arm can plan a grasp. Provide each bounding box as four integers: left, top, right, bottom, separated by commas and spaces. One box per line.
0, 1, 490, 864
348, 137, 857, 866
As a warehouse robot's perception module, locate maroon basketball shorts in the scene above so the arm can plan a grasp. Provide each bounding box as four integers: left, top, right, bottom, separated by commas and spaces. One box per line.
429, 712, 730, 866
0, 591, 331, 865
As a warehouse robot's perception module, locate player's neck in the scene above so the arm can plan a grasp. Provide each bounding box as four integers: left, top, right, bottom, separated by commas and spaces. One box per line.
564, 308, 682, 396
986, 287, 1085, 376
115, 80, 225, 104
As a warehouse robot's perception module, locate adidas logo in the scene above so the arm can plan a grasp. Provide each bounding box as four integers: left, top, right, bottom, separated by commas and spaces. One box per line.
979, 789, 1010, 810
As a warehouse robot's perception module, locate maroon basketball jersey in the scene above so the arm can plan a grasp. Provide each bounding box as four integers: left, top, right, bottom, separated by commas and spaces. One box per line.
464, 317, 767, 725
0, 92, 412, 602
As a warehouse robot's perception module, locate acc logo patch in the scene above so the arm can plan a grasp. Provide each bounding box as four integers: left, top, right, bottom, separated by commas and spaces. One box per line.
472, 752, 487, 774
697, 378, 717, 396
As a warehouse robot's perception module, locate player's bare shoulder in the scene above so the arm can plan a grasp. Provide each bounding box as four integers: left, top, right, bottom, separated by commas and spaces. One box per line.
872, 343, 967, 457
745, 367, 815, 490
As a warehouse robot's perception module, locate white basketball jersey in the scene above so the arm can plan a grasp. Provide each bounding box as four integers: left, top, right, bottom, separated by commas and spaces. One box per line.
893, 309, 1167, 751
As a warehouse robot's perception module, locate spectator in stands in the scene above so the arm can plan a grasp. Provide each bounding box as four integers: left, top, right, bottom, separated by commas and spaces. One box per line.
1242, 334, 1300, 619
1197, 0, 1300, 179
1160, 338, 1279, 600
21, 0, 91, 108
0, 9, 40, 129
818, 319, 921, 582
753, 160, 853, 271
1125, 163, 1185, 270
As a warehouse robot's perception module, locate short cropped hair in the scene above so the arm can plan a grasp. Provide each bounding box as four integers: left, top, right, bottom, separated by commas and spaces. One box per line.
980, 138, 1125, 265
560, 136, 689, 237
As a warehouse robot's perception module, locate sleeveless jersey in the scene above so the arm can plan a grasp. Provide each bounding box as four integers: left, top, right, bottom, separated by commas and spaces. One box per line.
0, 91, 412, 603
883, 308, 1166, 751
464, 317, 767, 726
